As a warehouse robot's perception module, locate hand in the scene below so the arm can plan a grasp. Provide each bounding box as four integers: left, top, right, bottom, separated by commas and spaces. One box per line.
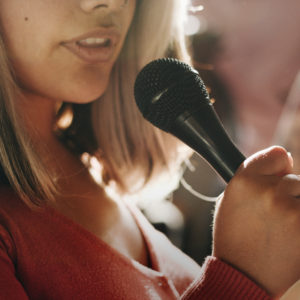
280, 279, 300, 300
212, 146, 300, 297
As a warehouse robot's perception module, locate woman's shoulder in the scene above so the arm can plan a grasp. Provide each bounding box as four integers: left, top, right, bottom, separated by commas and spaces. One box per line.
0, 186, 30, 219
0, 185, 22, 212
0, 186, 23, 261
0, 185, 44, 243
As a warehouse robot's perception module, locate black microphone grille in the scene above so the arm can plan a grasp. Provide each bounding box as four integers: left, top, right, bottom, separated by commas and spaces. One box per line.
134, 58, 211, 132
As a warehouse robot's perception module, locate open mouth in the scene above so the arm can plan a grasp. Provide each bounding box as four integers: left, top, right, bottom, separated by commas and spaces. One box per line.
76, 38, 112, 48
62, 28, 120, 64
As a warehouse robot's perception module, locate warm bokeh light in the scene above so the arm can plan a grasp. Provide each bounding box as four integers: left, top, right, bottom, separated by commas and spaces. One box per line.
189, 5, 204, 13
184, 15, 207, 36
56, 106, 73, 129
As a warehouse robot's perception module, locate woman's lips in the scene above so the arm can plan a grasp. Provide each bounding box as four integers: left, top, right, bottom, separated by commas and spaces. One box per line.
61, 28, 120, 64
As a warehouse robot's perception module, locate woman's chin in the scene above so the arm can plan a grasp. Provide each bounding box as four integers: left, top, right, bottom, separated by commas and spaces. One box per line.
67, 95, 101, 104
62, 87, 106, 104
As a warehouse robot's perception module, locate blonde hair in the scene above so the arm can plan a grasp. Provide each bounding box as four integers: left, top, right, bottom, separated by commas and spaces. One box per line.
0, 0, 192, 205
0, 33, 57, 206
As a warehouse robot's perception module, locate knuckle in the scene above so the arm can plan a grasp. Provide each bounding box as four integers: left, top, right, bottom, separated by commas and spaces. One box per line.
277, 174, 300, 195
271, 177, 300, 214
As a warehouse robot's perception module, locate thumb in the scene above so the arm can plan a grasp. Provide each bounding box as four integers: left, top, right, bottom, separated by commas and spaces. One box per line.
241, 146, 293, 176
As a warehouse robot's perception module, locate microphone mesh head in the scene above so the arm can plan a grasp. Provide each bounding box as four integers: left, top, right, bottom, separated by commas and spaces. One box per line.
134, 58, 210, 132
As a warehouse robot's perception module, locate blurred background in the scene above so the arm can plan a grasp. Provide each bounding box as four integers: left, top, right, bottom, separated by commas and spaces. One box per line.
143, 0, 300, 265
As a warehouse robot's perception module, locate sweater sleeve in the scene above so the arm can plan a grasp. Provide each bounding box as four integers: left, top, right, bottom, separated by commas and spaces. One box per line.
0, 225, 29, 300
181, 256, 272, 300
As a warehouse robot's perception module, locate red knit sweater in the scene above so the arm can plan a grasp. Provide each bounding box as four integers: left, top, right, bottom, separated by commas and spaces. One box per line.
0, 187, 271, 299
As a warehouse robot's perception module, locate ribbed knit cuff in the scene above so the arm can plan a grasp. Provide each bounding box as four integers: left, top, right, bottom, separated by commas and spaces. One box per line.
182, 256, 272, 300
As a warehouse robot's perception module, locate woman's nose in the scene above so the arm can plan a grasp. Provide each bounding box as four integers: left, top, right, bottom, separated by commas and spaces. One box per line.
79, 0, 127, 13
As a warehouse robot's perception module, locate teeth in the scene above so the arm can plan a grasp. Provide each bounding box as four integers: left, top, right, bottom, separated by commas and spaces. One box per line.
78, 38, 109, 46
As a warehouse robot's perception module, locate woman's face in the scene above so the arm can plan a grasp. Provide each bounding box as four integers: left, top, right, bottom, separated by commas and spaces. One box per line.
0, 0, 136, 103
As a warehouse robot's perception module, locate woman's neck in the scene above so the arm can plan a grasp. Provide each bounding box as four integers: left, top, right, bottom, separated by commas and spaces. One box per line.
17, 90, 104, 202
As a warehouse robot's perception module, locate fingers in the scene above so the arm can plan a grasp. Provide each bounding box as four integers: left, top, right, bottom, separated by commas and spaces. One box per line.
227, 146, 298, 209
277, 174, 300, 198
241, 146, 293, 176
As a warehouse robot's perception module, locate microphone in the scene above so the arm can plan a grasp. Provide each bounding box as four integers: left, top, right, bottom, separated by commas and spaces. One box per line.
134, 58, 245, 183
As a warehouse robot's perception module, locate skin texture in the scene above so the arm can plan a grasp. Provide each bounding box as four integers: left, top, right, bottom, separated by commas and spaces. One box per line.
213, 146, 300, 296
1, 0, 300, 296
281, 279, 300, 300
0, 0, 150, 267
0, 0, 136, 103
0, 0, 136, 171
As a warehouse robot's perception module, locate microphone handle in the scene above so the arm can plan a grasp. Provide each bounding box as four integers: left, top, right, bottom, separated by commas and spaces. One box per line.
170, 104, 245, 183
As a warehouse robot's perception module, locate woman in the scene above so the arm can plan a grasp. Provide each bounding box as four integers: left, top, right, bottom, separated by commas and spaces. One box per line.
0, 0, 299, 299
